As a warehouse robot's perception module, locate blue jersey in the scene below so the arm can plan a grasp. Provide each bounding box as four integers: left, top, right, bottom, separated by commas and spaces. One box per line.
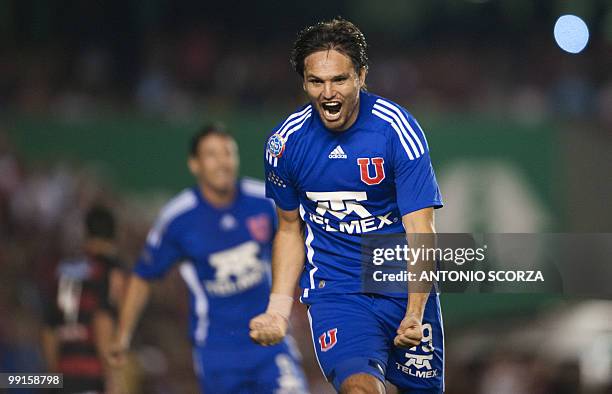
265, 91, 443, 301
134, 178, 276, 349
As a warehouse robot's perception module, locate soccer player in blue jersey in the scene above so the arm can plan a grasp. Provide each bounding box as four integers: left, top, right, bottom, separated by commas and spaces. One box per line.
250, 19, 444, 394
108, 124, 308, 393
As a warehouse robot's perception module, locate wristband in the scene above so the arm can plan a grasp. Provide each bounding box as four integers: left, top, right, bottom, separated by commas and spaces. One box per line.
266, 293, 293, 321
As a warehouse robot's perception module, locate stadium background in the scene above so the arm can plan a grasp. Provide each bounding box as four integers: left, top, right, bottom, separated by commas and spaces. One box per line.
0, 0, 611, 393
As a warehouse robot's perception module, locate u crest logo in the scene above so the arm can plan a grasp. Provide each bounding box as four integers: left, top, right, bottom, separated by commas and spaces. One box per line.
357, 157, 386, 185
318, 328, 338, 352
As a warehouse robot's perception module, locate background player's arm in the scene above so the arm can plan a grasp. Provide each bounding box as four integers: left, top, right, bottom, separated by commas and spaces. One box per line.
109, 203, 184, 365
108, 275, 151, 365
395, 207, 436, 348
109, 267, 127, 307
93, 309, 125, 392
93, 309, 114, 361
250, 207, 304, 345
41, 285, 62, 372
41, 327, 58, 372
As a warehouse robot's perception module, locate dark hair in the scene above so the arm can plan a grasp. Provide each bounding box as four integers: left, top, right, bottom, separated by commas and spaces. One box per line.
290, 18, 369, 77
85, 205, 115, 240
189, 122, 232, 157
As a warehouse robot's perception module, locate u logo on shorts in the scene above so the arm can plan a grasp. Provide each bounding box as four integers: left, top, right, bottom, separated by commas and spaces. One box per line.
318, 328, 338, 352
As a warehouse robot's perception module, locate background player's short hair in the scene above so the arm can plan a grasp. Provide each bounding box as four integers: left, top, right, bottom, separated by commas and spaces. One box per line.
189, 122, 233, 157
85, 204, 116, 240
291, 17, 369, 77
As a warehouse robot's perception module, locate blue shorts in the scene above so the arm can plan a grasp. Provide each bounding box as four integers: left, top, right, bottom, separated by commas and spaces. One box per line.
192, 338, 308, 394
306, 293, 444, 393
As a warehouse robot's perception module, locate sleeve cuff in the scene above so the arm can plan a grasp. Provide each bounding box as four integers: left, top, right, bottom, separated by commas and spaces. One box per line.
399, 200, 444, 217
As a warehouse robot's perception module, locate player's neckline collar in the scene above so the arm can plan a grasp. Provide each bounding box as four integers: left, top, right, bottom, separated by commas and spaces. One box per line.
193, 184, 241, 212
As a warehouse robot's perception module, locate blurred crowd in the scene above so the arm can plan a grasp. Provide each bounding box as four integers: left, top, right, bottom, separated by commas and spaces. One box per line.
4, 33, 612, 129
1, 1, 611, 129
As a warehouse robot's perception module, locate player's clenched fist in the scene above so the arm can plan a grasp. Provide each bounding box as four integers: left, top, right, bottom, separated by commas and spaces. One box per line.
394, 313, 423, 348
249, 312, 288, 345
250, 293, 293, 346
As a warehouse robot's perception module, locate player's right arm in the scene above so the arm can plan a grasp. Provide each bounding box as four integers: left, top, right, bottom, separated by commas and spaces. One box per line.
249, 207, 304, 345
270, 207, 305, 296
251, 130, 305, 346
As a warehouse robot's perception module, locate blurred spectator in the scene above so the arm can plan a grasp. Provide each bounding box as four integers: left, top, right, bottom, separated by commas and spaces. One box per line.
41, 205, 127, 394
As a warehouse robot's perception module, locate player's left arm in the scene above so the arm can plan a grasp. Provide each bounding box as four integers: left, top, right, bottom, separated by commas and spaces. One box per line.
387, 108, 441, 348
394, 207, 436, 348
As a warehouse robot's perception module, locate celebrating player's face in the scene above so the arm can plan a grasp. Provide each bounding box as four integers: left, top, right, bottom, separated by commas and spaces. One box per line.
303, 49, 366, 132
189, 134, 238, 195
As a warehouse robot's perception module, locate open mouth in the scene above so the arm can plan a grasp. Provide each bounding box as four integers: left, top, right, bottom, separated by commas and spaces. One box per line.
321, 101, 342, 121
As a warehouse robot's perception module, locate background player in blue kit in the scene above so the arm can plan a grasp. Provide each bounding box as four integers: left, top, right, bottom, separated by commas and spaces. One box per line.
250, 19, 444, 393
108, 124, 308, 393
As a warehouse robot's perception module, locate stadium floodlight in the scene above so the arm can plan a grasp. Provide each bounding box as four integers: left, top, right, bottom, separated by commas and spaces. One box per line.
554, 14, 590, 54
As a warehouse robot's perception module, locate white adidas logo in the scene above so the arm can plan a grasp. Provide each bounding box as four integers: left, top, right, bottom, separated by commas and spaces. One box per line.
328, 145, 347, 159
